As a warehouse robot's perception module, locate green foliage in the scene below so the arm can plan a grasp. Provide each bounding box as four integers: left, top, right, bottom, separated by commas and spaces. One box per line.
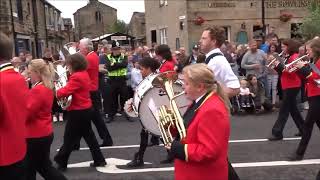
108, 20, 128, 33
301, 1, 320, 40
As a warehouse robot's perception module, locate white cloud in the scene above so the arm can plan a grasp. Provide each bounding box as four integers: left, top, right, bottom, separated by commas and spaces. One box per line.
47, 0, 145, 24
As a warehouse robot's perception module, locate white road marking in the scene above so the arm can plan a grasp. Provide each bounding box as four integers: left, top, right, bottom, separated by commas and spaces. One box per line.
67, 158, 320, 174
57, 137, 301, 151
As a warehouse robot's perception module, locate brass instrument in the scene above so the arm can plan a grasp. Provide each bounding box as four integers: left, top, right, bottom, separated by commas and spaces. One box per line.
152, 71, 186, 146
53, 43, 74, 110
54, 64, 72, 110
285, 54, 309, 73
267, 52, 284, 68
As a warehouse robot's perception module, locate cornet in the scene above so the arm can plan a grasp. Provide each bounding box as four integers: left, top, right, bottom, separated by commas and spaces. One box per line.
285, 54, 310, 73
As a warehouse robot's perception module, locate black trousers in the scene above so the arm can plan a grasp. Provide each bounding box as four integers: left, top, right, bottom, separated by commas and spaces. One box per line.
228, 160, 240, 180
137, 129, 149, 157
0, 159, 26, 180
99, 75, 111, 114
26, 134, 67, 180
317, 170, 320, 180
272, 88, 304, 137
109, 77, 128, 117
296, 96, 320, 156
90, 91, 113, 144
54, 108, 105, 168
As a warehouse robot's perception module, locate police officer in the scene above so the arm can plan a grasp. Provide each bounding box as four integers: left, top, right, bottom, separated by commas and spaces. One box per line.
105, 40, 130, 123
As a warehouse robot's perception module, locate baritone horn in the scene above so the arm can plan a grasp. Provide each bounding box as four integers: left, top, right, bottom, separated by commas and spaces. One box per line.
152, 71, 186, 146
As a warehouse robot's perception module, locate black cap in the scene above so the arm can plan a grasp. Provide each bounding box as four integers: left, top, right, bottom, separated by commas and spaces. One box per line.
111, 40, 120, 49
193, 44, 199, 49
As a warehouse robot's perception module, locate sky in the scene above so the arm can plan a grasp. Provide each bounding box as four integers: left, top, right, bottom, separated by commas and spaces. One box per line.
47, 0, 145, 24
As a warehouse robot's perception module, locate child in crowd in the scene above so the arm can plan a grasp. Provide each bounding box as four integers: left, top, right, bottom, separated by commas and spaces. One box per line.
239, 79, 252, 107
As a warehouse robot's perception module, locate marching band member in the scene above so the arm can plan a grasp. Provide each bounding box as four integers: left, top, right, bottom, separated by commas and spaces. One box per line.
126, 57, 160, 167
289, 38, 320, 160
79, 38, 113, 147
268, 39, 304, 141
0, 32, 29, 180
156, 44, 176, 73
54, 53, 106, 171
25, 59, 67, 180
166, 63, 230, 180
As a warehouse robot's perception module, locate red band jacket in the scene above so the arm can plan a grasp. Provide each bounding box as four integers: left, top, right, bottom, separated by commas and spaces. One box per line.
0, 64, 28, 166
57, 71, 92, 111
298, 58, 320, 97
171, 92, 230, 180
86, 51, 99, 91
275, 53, 301, 90
26, 84, 54, 138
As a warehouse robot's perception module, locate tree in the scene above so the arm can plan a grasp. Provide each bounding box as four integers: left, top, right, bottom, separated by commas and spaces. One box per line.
301, 1, 320, 40
108, 20, 128, 33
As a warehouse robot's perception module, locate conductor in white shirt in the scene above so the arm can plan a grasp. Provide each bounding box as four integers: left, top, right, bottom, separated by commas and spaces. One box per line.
199, 26, 241, 180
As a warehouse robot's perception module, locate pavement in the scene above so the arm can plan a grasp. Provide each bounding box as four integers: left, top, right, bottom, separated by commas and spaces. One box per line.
48, 110, 320, 180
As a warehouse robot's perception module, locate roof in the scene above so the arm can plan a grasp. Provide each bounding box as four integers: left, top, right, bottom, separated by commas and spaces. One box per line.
73, 0, 117, 15
92, 32, 135, 42
44, 0, 62, 13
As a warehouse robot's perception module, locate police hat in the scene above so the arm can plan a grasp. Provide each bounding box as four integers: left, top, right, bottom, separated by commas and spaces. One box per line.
193, 44, 199, 49
111, 40, 120, 49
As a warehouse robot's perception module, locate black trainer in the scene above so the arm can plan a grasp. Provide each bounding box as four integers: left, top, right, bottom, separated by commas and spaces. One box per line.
126, 153, 144, 168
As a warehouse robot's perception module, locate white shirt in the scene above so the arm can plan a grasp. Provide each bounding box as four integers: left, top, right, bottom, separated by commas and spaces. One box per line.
130, 67, 142, 90
195, 93, 206, 103
239, 87, 250, 95
206, 48, 240, 89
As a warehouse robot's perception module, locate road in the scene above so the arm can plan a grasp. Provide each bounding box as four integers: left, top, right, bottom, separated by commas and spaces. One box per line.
48, 110, 320, 180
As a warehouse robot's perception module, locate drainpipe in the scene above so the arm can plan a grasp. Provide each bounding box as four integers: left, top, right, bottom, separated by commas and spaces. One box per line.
9, 0, 17, 55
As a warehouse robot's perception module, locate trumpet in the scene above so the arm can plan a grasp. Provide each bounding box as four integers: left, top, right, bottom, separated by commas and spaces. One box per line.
285, 54, 310, 73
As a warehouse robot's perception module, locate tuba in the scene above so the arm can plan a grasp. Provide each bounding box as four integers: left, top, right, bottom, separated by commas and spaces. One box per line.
152, 71, 186, 146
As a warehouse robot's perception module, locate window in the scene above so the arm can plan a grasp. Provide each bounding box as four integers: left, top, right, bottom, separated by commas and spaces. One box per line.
291, 23, 303, 39
16, 0, 23, 21
222, 26, 231, 42
95, 11, 102, 23
160, 28, 168, 44
45, 5, 49, 26
27, 3, 31, 15
159, 0, 168, 7
151, 30, 157, 43
176, 38, 180, 50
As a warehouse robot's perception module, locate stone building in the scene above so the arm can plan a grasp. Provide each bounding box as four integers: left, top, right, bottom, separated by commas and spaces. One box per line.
62, 18, 75, 44
0, 0, 65, 57
144, 0, 313, 52
73, 0, 117, 41
128, 12, 146, 46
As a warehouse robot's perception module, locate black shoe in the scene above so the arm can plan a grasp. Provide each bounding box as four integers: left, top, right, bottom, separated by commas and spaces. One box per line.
105, 116, 114, 123
160, 158, 173, 164
288, 153, 304, 161
73, 144, 80, 151
100, 140, 113, 147
54, 158, 67, 172
268, 135, 283, 141
148, 142, 160, 147
126, 153, 144, 168
294, 132, 302, 137
90, 161, 107, 167
56, 164, 67, 172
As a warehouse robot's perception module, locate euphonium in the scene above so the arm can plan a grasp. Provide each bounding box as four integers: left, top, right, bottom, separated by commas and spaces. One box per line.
152, 71, 186, 146
54, 63, 72, 110
285, 54, 310, 73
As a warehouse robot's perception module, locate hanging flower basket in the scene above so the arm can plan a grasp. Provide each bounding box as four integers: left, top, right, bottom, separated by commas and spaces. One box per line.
280, 13, 293, 22
194, 16, 205, 26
